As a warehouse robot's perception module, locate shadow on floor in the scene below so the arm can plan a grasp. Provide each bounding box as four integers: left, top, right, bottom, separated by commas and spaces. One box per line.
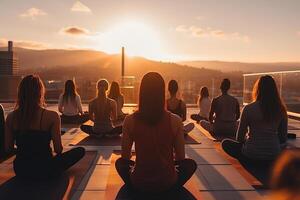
0, 175, 69, 200
115, 185, 197, 200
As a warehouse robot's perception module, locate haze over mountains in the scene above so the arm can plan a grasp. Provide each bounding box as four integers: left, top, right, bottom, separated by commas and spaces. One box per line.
1, 47, 299, 80
179, 61, 300, 73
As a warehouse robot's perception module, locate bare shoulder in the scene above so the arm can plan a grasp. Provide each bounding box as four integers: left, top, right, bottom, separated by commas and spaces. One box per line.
170, 112, 182, 125
43, 109, 60, 120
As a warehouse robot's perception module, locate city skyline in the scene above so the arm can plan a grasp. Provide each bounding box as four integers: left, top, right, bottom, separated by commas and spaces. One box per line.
0, 0, 300, 62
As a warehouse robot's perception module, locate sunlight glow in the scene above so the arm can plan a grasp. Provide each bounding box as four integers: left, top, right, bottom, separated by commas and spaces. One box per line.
95, 21, 167, 60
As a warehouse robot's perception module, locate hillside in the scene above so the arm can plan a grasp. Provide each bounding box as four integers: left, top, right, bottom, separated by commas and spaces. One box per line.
0, 47, 229, 82
179, 61, 300, 73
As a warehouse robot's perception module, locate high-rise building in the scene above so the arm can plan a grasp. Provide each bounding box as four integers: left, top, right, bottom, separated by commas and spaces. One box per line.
0, 41, 19, 75
0, 41, 21, 101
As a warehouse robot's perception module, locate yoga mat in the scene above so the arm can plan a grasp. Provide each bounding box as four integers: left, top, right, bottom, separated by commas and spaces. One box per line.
70, 130, 201, 147
0, 151, 97, 200
105, 152, 200, 200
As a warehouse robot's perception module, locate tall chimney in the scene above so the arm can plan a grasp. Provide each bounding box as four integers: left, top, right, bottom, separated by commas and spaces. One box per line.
121, 47, 125, 77
8, 41, 13, 52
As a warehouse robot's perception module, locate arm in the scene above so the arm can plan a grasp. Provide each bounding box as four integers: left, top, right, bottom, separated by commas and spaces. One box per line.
235, 99, 241, 120
58, 95, 63, 114
181, 101, 187, 121
4, 113, 14, 153
236, 107, 248, 142
121, 116, 133, 160
51, 112, 63, 154
209, 99, 216, 123
77, 95, 83, 114
110, 100, 117, 121
172, 115, 185, 161
278, 117, 287, 144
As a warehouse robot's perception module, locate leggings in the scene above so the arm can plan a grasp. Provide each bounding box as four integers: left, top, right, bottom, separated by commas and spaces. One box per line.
14, 147, 85, 180
115, 158, 197, 191
80, 125, 122, 137
61, 114, 89, 124
190, 114, 207, 123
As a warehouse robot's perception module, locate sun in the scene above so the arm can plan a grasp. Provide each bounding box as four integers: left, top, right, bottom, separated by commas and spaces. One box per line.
96, 21, 165, 60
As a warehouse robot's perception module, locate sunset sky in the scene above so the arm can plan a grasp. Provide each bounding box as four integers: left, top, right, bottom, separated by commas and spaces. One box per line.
0, 0, 300, 62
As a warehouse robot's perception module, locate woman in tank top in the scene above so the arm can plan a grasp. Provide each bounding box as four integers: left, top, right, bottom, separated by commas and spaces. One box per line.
80, 79, 122, 137
166, 80, 195, 136
4, 75, 85, 179
58, 80, 89, 124
115, 72, 197, 194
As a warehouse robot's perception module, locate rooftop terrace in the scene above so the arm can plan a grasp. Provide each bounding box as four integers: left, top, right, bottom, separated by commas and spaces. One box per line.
0, 104, 300, 200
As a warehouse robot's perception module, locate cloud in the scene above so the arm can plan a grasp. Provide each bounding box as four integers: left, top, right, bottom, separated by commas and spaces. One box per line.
60, 26, 90, 36
175, 25, 250, 43
20, 7, 47, 19
71, 1, 92, 13
0, 38, 50, 49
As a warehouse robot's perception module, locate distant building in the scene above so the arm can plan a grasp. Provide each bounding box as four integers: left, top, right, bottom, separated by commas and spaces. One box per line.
0, 41, 19, 75
0, 41, 21, 101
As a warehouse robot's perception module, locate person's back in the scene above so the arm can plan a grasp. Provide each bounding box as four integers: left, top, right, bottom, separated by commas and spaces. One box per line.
116, 72, 196, 194
58, 93, 82, 116
167, 98, 185, 120
10, 109, 55, 167
5, 75, 85, 179
89, 97, 114, 133
214, 94, 239, 122
199, 97, 211, 119
126, 111, 178, 192
240, 101, 286, 160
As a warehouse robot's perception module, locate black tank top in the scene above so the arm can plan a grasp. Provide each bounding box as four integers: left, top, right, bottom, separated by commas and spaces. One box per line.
167, 100, 184, 119
14, 109, 52, 162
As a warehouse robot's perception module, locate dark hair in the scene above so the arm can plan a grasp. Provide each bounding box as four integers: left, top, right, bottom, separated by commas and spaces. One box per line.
63, 80, 77, 104
96, 79, 109, 98
200, 86, 209, 102
220, 78, 230, 93
271, 149, 300, 191
252, 75, 287, 122
108, 81, 122, 100
168, 80, 178, 95
134, 72, 165, 125
15, 75, 45, 130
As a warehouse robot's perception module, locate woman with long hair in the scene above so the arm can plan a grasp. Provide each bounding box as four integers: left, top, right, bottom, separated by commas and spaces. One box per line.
80, 79, 122, 137
222, 75, 287, 161
58, 80, 89, 124
108, 81, 126, 121
115, 72, 197, 194
4, 75, 85, 179
191, 86, 211, 122
166, 80, 195, 136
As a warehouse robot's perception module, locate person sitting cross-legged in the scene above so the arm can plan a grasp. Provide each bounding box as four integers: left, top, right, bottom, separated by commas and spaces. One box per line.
5, 75, 85, 180
191, 86, 211, 123
115, 72, 197, 194
166, 80, 195, 136
80, 79, 122, 138
200, 78, 240, 139
222, 75, 288, 162
58, 80, 89, 124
